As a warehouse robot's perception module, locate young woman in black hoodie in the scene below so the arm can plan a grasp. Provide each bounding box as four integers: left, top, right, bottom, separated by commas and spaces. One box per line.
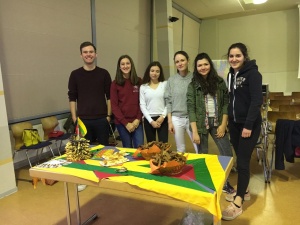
222, 43, 263, 220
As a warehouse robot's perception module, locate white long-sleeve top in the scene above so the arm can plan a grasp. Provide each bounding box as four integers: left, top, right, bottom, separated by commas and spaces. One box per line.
139, 81, 167, 123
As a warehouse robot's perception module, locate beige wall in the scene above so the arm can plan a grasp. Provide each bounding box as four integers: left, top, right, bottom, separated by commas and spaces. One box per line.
200, 8, 300, 93
0, 63, 17, 197
0, 0, 151, 197
95, 0, 151, 79
0, 0, 151, 122
153, 6, 200, 76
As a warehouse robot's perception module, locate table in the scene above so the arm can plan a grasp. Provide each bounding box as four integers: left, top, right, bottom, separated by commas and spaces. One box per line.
29, 146, 233, 225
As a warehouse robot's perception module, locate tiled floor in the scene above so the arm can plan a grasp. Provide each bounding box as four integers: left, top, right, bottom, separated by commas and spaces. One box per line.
1, 133, 300, 225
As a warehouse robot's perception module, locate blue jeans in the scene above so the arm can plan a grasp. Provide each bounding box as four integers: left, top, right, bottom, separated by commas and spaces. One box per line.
197, 117, 233, 157
116, 123, 144, 148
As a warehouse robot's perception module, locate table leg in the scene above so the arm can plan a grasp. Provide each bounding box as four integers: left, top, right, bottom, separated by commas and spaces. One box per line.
213, 216, 222, 225
74, 184, 98, 225
74, 184, 81, 224
64, 182, 71, 225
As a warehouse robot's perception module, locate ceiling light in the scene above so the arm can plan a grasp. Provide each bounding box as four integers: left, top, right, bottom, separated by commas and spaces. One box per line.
253, 0, 268, 4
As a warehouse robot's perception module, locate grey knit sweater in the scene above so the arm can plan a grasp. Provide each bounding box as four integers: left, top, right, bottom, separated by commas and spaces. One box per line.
164, 72, 193, 116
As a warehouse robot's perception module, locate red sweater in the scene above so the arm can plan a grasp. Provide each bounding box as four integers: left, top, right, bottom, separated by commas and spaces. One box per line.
110, 78, 143, 125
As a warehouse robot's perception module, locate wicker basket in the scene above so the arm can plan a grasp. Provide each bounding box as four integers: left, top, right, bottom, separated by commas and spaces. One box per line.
149, 159, 186, 176
133, 144, 161, 160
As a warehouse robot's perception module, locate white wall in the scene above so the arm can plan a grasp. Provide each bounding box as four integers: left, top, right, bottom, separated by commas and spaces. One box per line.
200, 9, 300, 93
0, 62, 17, 198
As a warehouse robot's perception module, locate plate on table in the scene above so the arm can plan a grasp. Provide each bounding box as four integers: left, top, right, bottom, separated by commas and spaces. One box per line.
92, 147, 130, 167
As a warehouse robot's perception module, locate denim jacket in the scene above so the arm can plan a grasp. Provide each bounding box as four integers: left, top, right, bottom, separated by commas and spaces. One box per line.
186, 76, 229, 134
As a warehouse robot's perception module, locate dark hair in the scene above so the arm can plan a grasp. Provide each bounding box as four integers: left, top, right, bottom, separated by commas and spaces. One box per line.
80, 41, 96, 53
115, 55, 139, 86
142, 61, 165, 84
173, 50, 189, 61
226, 42, 250, 61
192, 53, 219, 96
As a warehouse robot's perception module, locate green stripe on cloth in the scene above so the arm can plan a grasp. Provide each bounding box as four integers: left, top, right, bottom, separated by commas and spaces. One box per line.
187, 158, 216, 191
63, 160, 214, 193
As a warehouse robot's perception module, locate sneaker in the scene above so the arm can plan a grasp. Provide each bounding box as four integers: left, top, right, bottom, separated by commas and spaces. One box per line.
222, 182, 236, 194
77, 184, 87, 192
222, 202, 243, 220
225, 191, 251, 202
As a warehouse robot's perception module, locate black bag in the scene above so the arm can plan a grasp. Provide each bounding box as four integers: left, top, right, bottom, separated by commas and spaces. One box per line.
63, 114, 75, 133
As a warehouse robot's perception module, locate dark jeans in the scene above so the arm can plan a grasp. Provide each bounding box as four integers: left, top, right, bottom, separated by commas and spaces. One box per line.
81, 117, 109, 146
116, 123, 144, 148
143, 116, 168, 143
228, 116, 262, 200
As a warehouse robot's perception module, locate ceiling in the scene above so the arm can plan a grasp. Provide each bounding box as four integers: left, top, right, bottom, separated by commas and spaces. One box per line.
173, 0, 300, 20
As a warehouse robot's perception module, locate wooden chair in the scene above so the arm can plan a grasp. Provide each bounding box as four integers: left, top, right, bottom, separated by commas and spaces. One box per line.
279, 105, 300, 112
292, 92, 300, 98
41, 116, 71, 155
269, 92, 284, 100
269, 100, 291, 111
268, 111, 300, 134
271, 95, 293, 101
266, 111, 300, 180
291, 98, 300, 105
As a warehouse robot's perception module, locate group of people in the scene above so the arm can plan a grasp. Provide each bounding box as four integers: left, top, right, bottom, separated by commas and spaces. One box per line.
68, 41, 263, 221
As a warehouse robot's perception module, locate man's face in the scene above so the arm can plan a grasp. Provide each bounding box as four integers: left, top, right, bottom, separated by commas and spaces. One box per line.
80, 45, 97, 65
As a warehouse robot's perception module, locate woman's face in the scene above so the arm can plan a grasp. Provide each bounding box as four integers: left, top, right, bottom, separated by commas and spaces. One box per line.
120, 58, 131, 75
149, 66, 160, 82
174, 54, 188, 74
196, 58, 211, 78
228, 47, 245, 73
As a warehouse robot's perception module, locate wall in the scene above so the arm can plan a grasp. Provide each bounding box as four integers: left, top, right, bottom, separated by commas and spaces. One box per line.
0, 0, 151, 198
200, 9, 300, 93
0, 62, 17, 198
0, 0, 91, 122
152, 5, 201, 76
95, 0, 151, 80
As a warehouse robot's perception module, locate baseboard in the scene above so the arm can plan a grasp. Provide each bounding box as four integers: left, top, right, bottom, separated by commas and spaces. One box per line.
0, 186, 18, 199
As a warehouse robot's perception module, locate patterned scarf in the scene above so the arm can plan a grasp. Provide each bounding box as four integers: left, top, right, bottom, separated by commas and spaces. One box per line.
204, 94, 219, 129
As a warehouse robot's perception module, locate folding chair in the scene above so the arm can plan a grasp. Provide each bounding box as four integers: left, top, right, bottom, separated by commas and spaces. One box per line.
41, 116, 72, 155
255, 95, 272, 183
11, 122, 54, 168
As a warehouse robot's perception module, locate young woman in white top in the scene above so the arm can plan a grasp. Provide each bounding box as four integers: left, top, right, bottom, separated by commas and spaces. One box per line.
140, 61, 168, 143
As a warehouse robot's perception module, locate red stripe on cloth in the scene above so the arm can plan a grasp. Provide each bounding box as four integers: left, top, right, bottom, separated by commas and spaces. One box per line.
171, 165, 195, 180
94, 171, 122, 179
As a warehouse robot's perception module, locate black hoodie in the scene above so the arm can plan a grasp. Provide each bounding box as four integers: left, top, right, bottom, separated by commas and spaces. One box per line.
227, 60, 263, 130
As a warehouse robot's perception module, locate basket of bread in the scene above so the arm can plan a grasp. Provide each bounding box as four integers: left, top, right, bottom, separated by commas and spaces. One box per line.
149, 147, 187, 176
133, 141, 171, 160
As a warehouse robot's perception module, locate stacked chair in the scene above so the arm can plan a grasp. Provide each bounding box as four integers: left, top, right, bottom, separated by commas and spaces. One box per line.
41, 116, 72, 156
11, 122, 54, 168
